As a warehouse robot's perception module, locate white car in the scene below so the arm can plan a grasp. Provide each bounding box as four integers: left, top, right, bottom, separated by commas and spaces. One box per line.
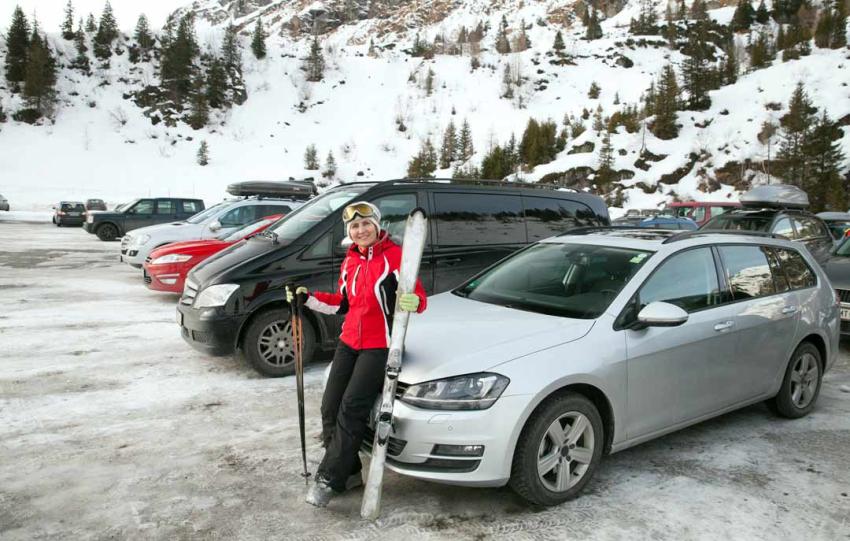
120, 198, 304, 268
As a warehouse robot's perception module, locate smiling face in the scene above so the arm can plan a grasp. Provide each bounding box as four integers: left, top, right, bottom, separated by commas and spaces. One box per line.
348, 217, 379, 249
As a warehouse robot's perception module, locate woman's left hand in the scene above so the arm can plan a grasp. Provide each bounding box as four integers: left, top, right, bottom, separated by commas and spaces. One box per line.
398, 293, 420, 312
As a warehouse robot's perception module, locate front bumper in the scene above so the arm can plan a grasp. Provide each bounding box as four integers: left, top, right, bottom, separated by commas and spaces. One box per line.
176, 302, 242, 356
363, 393, 531, 487
144, 262, 186, 293
83, 222, 96, 234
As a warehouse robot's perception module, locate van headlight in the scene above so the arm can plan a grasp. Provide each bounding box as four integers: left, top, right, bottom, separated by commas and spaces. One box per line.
400, 373, 510, 410
194, 284, 240, 308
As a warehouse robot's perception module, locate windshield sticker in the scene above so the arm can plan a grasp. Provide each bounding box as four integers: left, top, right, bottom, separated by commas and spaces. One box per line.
630, 253, 648, 264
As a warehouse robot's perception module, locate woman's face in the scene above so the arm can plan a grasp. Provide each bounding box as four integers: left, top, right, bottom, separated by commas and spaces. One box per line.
348, 218, 379, 249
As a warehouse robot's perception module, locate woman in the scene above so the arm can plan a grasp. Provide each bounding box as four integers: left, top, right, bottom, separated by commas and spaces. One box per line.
287, 201, 427, 507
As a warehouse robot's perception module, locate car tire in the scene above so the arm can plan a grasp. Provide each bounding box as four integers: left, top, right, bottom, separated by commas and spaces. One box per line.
509, 393, 604, 506
242, 308, 315, 378
96, 223, 118, 241
770, 342, 823, 419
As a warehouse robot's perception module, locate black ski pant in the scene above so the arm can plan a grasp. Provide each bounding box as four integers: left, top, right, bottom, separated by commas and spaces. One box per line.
317, 341, 388, 492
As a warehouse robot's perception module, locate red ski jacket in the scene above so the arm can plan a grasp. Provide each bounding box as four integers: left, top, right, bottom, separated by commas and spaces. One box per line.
305, 232, 427, 350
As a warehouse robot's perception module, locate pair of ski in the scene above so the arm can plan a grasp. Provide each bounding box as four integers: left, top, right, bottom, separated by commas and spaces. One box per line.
290, 208, 429, 520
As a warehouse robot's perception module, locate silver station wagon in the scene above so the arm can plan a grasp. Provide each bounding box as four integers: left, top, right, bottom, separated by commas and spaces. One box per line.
376, 228, 840, 506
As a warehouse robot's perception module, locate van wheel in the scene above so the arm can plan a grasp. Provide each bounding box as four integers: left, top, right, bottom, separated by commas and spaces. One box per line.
509, 393, 603, 506
96, 223, 118, 241
770, 342, 822, 419
242, 308, 315, 377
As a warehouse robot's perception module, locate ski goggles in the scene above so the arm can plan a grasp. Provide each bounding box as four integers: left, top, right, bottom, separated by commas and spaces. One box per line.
342, 202, 377, 223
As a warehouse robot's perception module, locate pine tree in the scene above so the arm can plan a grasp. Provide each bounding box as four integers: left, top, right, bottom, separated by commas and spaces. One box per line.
4, 7, 30, 87
407, 140, 438, 178
519, 118, 559, 167
748, 30, 772, 69
777, 82, 818, 185
480, 144, 512, 180
62, 0, 75, 40
440, 121, 457, 168
596, 129, 616, 187
588, 81, 601, 98
458, 120, 474, 161
731, 0, 755, 32
223, 24, 242, 73
304, 36, 325, 82
187, 71, 209, 129
516, 19, 531, 51
23, 29, 57, 116
664, 3, 677, 46
424, 67, 434, 96
161, 14, 199, 103
134, 14, 154, 51
592, 106, 606, 133
495, 15, 511, 53
93, 0, 119, 59
251, 17, 267, 59
501, 64, 514, 99
197, 141, 210, 166
553, 30, 566, 52
323, 151, 337, 178
803, 111, 846, 211
651, 64, 680, 139
71, 19, 91, 73
304, 144, 319, 170
206, 57, 228, 108
755, 0, 770, 23
586, 9, 603, 40
722, 43, 739, 84
690, 0, 709, 20
682, 30, 713, 110
830, 11, 848, 48
85, 13, 96, 32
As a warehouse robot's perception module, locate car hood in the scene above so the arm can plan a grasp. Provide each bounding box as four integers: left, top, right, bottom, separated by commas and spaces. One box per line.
128, 221, 192, 238
149, 239, 230, 259
189, 236, 280, 285
823, 256, 850, 290
399, 293, 595, 384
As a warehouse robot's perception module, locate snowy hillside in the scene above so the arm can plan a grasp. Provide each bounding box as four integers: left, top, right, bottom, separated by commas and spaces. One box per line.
0, 0, 848, 213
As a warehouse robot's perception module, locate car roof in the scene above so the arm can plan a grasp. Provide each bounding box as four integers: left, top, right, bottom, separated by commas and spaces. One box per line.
816, 211, 850, 221
667, 201, 740, 207
543, 228, 803, 253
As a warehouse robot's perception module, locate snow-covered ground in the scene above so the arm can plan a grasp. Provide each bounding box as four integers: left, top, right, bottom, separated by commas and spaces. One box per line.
1, 221, 849, 539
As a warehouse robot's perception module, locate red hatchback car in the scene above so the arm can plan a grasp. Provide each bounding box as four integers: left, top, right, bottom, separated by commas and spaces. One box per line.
143, 214, 284, 293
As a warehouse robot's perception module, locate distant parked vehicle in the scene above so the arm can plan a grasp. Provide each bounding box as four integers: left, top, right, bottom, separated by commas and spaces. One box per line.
0, 194, 9, 211
701, 184, 834, 265
823, 237, 850, 336
664, 201, 741, 227
85, 198, 107, 211
52, 201, 87, 227
816, 212, 850, 241
613, 209, 659, 226
83, 197, 205, 241
143, 214, 284, 293
637, 216, 698, 230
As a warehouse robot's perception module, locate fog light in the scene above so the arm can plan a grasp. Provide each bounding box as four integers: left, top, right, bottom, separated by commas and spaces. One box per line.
160, 277, 177, 285
432, 444, 484, 457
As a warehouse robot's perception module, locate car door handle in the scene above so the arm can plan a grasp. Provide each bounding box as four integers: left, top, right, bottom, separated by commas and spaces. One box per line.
437, 258, 462, 265
781, 306, 798, 315
713, 321, 735, 332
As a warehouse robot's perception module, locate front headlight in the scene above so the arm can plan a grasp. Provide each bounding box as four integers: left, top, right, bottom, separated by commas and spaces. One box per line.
135, 234, 151, 246
400, 372, 510, 410
194, 284, 240, 308
151, 253, 192, 265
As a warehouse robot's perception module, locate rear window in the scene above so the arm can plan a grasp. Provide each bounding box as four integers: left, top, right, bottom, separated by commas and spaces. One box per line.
773, 248, 816, 289
61, 203, 85, 211
181, 200, 203, 214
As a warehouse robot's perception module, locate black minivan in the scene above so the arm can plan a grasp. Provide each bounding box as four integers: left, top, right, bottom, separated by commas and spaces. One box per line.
176, 179, 610, 376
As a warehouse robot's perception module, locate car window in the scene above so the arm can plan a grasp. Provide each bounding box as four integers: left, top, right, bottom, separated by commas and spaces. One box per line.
792, 216, 826, 239
268, 184, 371, 244
304, 229, 333, 259
689, 207, 706, 222
765, 248, 790, 292
61, 203, 85, 211
710, 206, 730, 217
181, 200, 203, 214
130, 200, 155, 214
523, 197, 600, 241
156, 200, 175, 214
434, 192, 524, 246
220, 205, 257, 227
718, 245, 776, 300
703, 214, 772, 231
772, 217, 795, 239
774, 248, 816, 289
638, 248, 721, 312
259, 204, 291, 217
373, 193, 418, 242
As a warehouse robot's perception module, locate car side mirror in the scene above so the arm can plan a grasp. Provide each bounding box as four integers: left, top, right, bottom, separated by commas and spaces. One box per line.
635, 302, 689, 328
209, 220, 222, 232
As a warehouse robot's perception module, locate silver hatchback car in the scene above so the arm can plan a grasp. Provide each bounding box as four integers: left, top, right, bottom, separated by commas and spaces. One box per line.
373, 229, 839, 506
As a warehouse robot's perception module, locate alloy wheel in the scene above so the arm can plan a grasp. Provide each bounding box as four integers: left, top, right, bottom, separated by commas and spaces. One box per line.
256, 319, 295, 368
790, 352, 819, 409
537, 411, 595, 493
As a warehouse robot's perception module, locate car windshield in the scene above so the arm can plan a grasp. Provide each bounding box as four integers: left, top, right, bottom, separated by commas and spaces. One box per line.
835, 239, 850, 257
454, 242, 653, 319
267, 184, 372, 243
186, 201, 228, 224
219, 216, 281, 242
702, 213, 772, 231
61, 203, 85, 211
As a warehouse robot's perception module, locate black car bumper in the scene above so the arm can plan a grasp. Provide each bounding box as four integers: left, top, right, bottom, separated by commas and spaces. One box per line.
83, 222, 96, 233
59, 217, 85, 226
176, 303, 242, 356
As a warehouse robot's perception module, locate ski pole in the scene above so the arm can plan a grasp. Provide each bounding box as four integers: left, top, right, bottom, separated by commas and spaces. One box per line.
287, 283, 311, 485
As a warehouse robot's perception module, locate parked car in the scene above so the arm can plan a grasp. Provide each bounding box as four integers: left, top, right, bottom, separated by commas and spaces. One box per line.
700, 184, 834, 265
52, 201, 87, 226
362, 227, 837, 505
664, 201, 741, 227
85, 198, 107, 211
636, 216, 698, 230
822, 237, 850, 336
143, 214, 284, 293
0, 194, 9, 211
816, 212, 850, 241
176, 179, 610, 376
83, 197, 205, 241
613, 208, 658, 226
121, 181, 310, 269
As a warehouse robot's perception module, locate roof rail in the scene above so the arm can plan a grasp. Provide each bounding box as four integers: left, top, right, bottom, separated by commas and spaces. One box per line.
387, 177, 568, 191
557, 226, 658, 237
662, 229, 782, 244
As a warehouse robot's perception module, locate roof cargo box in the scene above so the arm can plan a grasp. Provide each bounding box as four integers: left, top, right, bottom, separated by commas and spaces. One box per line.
740, 184, 809, 209
226, 180, 316, 199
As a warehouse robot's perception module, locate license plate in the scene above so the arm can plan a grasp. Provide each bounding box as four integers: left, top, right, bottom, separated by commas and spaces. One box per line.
841, 308, 850, 320
176, 310, 183, 326
69, 212, 80, 216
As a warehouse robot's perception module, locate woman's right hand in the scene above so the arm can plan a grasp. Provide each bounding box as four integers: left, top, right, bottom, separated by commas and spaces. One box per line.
286, 285, 309, 304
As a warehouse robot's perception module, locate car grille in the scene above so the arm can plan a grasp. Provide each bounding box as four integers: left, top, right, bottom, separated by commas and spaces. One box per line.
837, 289, 850, 304
181, 280, 198, 305
361, 427, 407, 457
